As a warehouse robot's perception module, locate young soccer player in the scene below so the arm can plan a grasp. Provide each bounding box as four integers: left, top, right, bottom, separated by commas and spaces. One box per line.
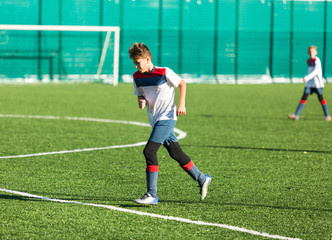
128, 42, 211, 205
288, 45, 331, 121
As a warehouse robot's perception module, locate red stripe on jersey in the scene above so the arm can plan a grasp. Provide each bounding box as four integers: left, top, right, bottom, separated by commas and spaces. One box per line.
307, 58, 316, 63
321, 99, 327, 105
301, 100, 306, 104
146, 165, 159, 172
152, 67, 166, 75
133, 67, 166, 79
181, 160, 194, 171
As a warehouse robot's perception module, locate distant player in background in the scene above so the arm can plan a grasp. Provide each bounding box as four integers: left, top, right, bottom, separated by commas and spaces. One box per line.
288, 45, 331, 121
128, 42, 211, 205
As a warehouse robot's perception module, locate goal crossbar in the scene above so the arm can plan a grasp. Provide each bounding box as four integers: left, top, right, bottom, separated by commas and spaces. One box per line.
0, 24, 120, 85
0, 24, 119, 32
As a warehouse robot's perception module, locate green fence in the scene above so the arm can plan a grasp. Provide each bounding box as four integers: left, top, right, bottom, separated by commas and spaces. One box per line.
0, 0, 331, 83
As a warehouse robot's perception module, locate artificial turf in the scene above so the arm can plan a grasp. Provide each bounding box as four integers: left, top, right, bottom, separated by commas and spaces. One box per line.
0, 83, 331, 239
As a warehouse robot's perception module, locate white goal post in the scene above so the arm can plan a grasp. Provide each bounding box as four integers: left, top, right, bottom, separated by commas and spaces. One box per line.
0, 24, 120, 86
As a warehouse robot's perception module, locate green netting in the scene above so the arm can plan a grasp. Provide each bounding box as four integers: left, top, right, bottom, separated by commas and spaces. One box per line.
0, 30, 114, 82
0, 0, 331, 83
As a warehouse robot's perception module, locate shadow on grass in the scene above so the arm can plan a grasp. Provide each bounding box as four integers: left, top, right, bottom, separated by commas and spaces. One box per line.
157, 199, 332, 212
0, 191, 156, 208
119, 204, 155, 208
0, 191, 133, 203
199, 114, 327, 121
1, 193, 331, 212
0, 194, 31, 201
182, 144, 332, 154
219, 202, 332, 212
0, 192, 147, 208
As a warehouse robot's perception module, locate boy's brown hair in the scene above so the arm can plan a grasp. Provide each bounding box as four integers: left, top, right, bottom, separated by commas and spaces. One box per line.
128, 42, 152, 61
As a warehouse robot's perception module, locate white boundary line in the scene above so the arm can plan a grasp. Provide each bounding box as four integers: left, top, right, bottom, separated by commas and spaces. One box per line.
0, 114, 187, 159
0, 188, 301, 240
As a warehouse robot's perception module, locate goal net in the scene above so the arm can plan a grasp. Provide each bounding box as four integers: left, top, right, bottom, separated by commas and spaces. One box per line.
0, 25, 120, 85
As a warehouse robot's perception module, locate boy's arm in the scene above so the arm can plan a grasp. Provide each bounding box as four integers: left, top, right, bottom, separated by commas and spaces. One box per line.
303, 59, 321, 82
177, 79, 186, 116
134, 80, 145, 109
137, 96, 146, 109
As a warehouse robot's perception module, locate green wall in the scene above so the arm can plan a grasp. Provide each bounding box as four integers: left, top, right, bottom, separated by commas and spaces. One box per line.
0, 0, 331, 83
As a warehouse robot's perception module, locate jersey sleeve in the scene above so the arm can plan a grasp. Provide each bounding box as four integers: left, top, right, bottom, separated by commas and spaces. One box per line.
165, 67, 182, 87
133, 79, 143, 96
304, 58, 321, 82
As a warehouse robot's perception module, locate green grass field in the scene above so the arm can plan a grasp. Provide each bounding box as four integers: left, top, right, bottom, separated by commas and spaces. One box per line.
0, 83, 331, 240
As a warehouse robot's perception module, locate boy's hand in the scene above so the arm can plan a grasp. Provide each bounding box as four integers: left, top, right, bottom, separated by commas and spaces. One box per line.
302, 78, 306, 83
177, 104, 186, 116
138, 96, 146, 109
177, 79, 186, 116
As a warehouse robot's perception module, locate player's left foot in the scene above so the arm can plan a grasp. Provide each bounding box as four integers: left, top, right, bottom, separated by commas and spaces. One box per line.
200, 175, 212, 201
324, 115, 331, 121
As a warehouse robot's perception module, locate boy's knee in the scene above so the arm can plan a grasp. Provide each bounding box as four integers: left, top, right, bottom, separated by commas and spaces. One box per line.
143, 148, 158, 166
143, 141, 161, 165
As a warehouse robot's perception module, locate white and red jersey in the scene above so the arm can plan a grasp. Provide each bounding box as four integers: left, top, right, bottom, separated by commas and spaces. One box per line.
304, 57, 324, 88
133, 66, 182, 127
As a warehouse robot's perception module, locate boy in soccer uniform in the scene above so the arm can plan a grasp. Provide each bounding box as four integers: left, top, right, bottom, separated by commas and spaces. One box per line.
128, 42, 211, 205
288, 45, 331, 121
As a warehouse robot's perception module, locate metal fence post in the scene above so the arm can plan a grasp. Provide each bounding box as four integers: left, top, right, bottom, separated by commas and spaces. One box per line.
290, 0, 294, 83
158, 0, 163, 67
270, 0, 275, 82
235, 0, 239, 83
213, 0, 219, 83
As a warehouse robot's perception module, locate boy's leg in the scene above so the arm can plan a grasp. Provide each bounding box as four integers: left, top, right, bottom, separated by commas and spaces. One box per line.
317, 90, 331, 118
143, 141, 161, 198
134, 140, 160, 205
164, 140, 211, 200
164, 141, 205, 186
295, 92, 309, 116
289, 88, 310, 120
136, 120, 174, 202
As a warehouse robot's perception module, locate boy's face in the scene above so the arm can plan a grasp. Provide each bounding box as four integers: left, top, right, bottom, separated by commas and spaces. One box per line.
133, 57, 151, 73
308, 48, 317, 59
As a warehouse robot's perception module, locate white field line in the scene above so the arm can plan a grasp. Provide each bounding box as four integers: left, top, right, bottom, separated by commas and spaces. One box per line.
0, 114, 187, 159
0, 141, 148, 159
0, 188, 301, 240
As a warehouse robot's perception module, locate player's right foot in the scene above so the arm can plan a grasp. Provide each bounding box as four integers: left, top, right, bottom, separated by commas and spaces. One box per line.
324, 115, 331, 121
134, 193, 158, 205
287, 114, 299, 120
200, 175, 212, 201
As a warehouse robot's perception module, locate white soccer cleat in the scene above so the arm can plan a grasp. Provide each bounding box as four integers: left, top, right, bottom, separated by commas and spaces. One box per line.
200, 175, 212, 201
134, 193, 158, 205
288, 114, 299, 120
324, 115, 331, 121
